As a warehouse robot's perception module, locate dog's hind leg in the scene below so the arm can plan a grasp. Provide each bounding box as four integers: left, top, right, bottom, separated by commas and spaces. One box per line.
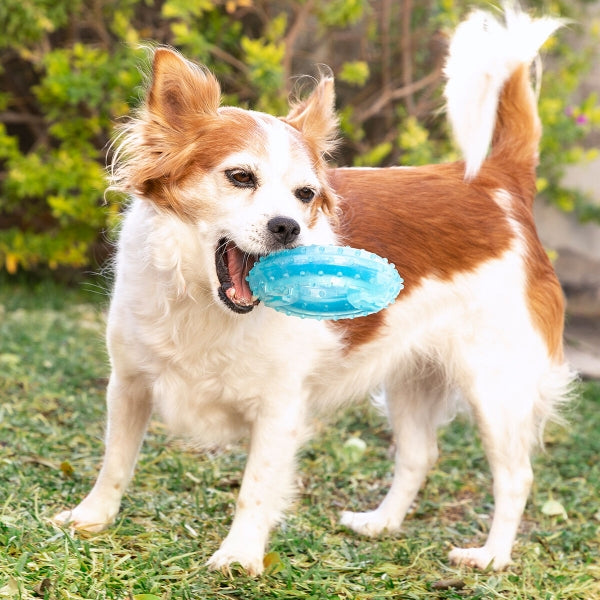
448, 364, 538, 570
341, 373, 446, 537
52, 372, 152, 532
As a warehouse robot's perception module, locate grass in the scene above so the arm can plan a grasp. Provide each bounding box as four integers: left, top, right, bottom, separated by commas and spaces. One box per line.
1, 278, 599, 599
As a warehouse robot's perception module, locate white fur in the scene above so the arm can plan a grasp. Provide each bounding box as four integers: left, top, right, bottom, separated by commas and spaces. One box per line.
53, 10, 574, 576
444, 5, 564, 179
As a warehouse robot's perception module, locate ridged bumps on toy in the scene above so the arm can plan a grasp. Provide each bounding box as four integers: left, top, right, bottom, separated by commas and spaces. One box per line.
247, 245, 403, 320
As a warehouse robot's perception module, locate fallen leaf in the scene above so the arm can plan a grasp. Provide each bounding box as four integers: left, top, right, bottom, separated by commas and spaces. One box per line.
60, 461, 74, 477
541, 499, 568, 520
33, 577, 52, 597
0, 353, 20, 366
0, 577, 19, 597
431, 578, 466, 590
263, 551, 284, 574
342, 437, 367, 463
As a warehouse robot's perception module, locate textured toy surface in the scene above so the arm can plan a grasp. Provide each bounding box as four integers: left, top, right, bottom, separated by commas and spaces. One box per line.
247, 245, 403, 320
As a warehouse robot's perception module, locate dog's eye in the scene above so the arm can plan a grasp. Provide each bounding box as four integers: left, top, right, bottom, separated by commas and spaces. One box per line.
295, 187, 316, 203
225, 169, 257, 189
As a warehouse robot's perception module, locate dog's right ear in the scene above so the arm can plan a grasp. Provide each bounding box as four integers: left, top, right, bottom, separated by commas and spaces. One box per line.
147, 48, 221, 128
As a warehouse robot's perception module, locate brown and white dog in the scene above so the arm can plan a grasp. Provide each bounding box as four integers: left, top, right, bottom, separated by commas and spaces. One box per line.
54, 7, 575, 574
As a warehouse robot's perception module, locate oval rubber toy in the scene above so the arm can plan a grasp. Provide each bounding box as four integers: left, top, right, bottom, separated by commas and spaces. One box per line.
247, 245, 403, 320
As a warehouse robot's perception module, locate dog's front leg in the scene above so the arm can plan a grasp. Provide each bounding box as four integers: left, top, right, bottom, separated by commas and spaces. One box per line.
53, 372, 152, 532
207, 395, 306, 576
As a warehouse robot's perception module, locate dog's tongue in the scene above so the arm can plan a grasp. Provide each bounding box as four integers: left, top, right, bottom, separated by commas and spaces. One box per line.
226, 243, 256, 305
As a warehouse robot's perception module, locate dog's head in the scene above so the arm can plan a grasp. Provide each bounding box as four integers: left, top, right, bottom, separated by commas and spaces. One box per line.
110, 48, 339, 314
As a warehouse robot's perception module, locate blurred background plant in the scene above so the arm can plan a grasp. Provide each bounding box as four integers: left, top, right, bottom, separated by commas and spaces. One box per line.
0, 0, 598, 274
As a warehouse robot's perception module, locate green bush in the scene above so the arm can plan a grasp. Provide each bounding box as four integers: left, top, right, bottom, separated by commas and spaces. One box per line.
0, 0, 598, 273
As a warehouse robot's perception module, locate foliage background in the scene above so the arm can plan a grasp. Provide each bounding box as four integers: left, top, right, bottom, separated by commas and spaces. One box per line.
0, 0, 599, 274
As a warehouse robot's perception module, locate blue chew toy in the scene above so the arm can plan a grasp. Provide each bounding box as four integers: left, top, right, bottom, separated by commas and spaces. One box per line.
247, 245, 403, 320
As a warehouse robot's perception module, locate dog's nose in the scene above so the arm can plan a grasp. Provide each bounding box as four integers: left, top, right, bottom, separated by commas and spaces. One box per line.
268, 217, 301, 246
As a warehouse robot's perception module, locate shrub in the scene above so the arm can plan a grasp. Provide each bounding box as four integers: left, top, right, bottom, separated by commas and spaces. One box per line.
0, 0, 598, 273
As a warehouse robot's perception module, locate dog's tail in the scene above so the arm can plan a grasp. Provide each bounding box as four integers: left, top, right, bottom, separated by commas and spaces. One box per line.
444, 5, 564, 181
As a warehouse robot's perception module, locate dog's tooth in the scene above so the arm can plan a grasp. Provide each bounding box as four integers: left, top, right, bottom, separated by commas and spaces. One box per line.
226, 287, 237, 301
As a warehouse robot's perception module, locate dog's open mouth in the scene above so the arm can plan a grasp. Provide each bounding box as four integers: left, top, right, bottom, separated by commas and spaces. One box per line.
215, 238, 261, 314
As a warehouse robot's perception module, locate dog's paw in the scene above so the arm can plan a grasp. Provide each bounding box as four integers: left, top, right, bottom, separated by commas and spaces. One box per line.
340, 510, 400, 537
51, 505, 115, 533
448, 546, 511, 571
207, 546, 265, 577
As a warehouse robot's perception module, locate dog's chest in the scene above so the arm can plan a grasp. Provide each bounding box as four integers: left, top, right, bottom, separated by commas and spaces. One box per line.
140, 304, 331, 442
147, 335, 272, 444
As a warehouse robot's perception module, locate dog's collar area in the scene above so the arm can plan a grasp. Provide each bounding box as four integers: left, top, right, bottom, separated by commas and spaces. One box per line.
215, 238, 261, 314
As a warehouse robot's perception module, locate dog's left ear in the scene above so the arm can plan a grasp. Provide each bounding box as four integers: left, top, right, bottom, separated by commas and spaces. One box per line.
283, 76, 338, 157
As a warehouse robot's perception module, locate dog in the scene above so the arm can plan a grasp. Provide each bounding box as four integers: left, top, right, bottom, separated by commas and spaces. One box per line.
53, 6, 575, 575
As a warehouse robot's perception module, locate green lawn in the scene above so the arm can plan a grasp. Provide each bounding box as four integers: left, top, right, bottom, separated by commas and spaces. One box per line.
1, 279, 598, 599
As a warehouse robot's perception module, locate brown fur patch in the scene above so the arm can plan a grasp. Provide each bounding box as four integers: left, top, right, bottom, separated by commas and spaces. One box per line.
332, 163, 515, 289
328, 163, 515, 348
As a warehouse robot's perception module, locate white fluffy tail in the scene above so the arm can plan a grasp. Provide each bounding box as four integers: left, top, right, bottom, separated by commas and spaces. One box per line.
444, 5, 564, 180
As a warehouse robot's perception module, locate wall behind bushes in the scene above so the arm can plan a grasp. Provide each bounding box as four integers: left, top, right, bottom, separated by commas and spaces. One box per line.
0, 0, 598, 274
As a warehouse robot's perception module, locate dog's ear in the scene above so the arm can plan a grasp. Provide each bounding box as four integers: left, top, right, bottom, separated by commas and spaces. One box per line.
147, 48, 221, 128
111, 49, 223, 219
283, 75, 338, 157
